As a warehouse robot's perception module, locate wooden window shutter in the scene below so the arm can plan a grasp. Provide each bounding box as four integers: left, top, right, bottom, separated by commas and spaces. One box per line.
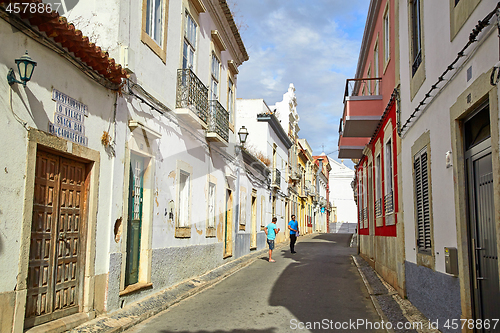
415, 149, 431, 253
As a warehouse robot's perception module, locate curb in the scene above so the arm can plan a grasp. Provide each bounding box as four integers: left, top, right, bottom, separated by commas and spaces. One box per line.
351, 255, 441, 333
352, 255, 394, 333
70, 239, 293, 333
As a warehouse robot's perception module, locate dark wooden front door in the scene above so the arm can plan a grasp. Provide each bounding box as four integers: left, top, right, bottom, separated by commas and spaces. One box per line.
26, 150, 87, 328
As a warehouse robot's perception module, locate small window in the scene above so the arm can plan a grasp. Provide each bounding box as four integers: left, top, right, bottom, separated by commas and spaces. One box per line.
208, 182, 216, 228
375, 154, 382, 218
146, 0, 164, 46
464, 103, 490, 150
374, 42, 379, 94
178, 172, 190, 227
383, 9, 390, 63
228, 78, 234, 124
410, 0, 422, 76
183, 11, 197, 69
210, 53, 220, 100
384, 139, 394, 214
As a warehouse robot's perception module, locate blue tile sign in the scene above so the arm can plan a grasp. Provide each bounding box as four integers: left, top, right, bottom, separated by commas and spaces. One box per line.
52, 89, 88, 115
49, 89, 88, 146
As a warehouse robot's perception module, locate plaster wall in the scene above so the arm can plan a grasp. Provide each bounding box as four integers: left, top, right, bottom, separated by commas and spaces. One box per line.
399, 4, 499, 272
0, 19, 121, 292
69, 0, 242, 118
328, 158, 357, 223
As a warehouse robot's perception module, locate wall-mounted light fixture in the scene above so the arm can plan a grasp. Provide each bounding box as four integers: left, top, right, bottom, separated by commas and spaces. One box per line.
7, 51, 37, 86
238, 126, 249, 145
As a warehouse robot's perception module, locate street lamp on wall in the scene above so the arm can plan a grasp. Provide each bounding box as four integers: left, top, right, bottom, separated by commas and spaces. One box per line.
238, 126, 248, 145
7, 51, 37, 86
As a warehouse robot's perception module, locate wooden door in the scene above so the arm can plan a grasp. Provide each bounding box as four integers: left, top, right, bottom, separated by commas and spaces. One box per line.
26, 151, 87, 328
250, 195, 257, 249
224, 189, 233, 258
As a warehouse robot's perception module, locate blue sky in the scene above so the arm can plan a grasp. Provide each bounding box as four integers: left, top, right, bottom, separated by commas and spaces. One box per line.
231, 0, 370, 168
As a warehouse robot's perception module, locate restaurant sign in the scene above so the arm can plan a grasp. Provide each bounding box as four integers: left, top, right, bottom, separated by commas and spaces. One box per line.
49, 89, 88, 146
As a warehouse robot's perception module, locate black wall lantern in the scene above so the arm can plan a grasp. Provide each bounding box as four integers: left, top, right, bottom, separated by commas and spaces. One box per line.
7, 51, 37, 86
238, 126, 249, 145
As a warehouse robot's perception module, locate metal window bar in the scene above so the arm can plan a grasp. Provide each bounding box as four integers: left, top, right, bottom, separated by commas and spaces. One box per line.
384, 191, 394, 214
375, 198, 382, 217
412, 50, 422, 76
208, 100, 229, 142
272, 168, 281, 187
176, 68, 209, 124
343, 77, 382, 103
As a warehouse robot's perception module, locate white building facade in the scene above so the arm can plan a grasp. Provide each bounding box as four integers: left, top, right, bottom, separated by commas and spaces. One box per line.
0, 0, 250, 331
236, 99, 292, 246
328, 158, 357, 224
399, 0, 500, 329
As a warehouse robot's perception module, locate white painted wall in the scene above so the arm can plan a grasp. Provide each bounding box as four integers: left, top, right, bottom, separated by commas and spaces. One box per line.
0, 19, 120, 292
398, 0, 499, 272
328, 158, 357, 224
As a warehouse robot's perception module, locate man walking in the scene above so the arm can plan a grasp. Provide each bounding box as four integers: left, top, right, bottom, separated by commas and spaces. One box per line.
288, 214, 299, 253
265, 217, 280, 262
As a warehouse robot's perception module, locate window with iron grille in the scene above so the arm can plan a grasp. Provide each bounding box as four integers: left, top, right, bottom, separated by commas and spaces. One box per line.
410, 0, 422, 76
375, 154, 382, 218
414, 147, 431, 253
385, 139, 394, 214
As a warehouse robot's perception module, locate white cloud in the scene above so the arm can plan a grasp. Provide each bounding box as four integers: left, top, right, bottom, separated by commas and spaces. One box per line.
235, 0, 369, 167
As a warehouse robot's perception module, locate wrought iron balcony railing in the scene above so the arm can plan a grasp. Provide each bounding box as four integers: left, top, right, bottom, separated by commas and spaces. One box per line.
343, 77, 382, 103
384, 191, 394, 214
272, 168, 281, 187
208, 100, 229, 142
375, 198, 382, 217
176, 68, 209, 124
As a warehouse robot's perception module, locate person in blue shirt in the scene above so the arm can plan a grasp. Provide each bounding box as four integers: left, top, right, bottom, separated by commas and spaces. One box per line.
265, 217, 280, 262
288, 214, 299, 254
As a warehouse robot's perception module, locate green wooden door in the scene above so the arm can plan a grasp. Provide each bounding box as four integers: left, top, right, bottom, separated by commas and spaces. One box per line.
125, 154, 144, 286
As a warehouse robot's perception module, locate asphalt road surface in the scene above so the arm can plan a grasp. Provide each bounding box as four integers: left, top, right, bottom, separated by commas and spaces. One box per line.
125, 233, 384, 333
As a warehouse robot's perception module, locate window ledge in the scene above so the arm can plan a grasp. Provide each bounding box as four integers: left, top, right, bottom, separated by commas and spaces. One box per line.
175, 227, 192, 238
119, 282, 153, 296
206, 227, 216, 238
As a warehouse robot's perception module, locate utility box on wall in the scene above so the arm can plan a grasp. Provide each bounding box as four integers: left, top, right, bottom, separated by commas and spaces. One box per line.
445, 247, 459, 276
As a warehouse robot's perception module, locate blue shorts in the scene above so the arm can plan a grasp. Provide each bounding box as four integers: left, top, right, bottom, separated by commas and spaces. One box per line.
267, 239, 275, 250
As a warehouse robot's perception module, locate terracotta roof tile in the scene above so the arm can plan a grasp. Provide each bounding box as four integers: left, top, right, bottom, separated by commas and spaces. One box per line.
2, 0, 127, 84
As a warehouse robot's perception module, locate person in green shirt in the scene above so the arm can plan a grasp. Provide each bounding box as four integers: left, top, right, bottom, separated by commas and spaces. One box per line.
265, 217, 280, 262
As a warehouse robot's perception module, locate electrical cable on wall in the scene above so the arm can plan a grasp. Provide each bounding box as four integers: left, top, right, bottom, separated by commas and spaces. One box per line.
399, 2, 500, 137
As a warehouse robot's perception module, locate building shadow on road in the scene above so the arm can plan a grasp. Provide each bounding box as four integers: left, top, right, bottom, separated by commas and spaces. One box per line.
268, 233, 383, 333
158, 329, 277, 333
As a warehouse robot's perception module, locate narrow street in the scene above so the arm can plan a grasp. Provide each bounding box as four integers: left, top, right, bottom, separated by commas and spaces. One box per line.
125, 234, 383, 333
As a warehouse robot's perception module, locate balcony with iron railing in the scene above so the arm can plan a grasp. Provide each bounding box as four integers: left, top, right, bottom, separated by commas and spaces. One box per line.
206, 100, 229, 144
175, 68, 209, 128
340, 78, 383, 138
271, 168, 281, 188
